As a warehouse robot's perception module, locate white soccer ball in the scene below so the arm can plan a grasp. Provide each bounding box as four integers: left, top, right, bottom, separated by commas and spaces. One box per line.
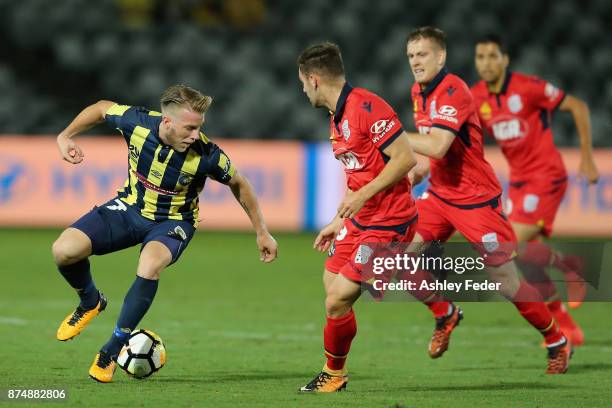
117, 329, 166, 379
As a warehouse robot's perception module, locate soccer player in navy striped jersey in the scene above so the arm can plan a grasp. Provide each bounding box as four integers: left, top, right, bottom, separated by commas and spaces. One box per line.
52, 85, 278, 382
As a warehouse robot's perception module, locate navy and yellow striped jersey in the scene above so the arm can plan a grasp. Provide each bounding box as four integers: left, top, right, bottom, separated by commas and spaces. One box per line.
104, 104, 235, 226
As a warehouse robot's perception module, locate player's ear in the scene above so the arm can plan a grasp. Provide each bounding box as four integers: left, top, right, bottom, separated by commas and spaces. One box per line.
310, 75, 318, 90
502, 54, 509, 68
438, 48, 447, 66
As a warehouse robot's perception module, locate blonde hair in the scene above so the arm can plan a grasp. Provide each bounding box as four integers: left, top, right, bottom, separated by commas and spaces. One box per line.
160, 84, 213, 114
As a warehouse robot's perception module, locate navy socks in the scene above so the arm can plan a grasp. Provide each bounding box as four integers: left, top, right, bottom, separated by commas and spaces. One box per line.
58, 258, 99, 310
101, 276, 159, 357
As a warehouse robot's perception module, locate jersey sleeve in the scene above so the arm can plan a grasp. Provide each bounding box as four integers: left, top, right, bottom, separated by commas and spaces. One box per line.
526, 77, 566, 111
359, 96, 404, 151
104, 104, 137, 142
206, 141, 236, 185
430, 84, 472, 134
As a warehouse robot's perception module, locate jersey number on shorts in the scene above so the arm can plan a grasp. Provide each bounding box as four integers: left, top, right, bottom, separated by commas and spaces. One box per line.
106, 199, 127, 211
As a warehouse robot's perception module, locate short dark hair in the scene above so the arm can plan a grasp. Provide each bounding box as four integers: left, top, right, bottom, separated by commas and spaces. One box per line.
475, 34, 508, 55
160, 84, 212, 114
297, 42, 345, 79
407, 26, 447, 50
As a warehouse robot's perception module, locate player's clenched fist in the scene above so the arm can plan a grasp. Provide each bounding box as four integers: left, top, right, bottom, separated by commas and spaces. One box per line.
56, 134, 85, 164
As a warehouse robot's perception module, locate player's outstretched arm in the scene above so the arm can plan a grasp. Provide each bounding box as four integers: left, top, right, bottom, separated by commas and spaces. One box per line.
228, 170, 278, 263
559, 95, 599, 184
337, 132, 417, 219
56, 100, 116, 164
405, 127, 455, 159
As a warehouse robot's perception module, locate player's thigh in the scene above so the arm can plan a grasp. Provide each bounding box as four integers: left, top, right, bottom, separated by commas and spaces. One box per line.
323, 269, 338, 295
512, 221, 542, 242
142, 220, 196, 268
415, 194, 455, 243
52, 227, 93, 265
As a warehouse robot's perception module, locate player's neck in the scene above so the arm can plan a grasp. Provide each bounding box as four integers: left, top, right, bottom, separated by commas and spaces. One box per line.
158, 124, 170, 146
487, 71, 506, 94
324, 81, 345, 113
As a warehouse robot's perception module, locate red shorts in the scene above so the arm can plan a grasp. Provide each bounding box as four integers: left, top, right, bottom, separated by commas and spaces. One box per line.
416, 191, 516, 266
325, 217, 417, 282
506, 178, 568, 237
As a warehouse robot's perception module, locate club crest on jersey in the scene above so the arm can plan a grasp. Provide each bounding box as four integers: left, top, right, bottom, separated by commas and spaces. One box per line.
342, 119, 351, 141
413, 99, 418, 112
179, 173, 193, 186
507, 94, 523, 113
480, 102, 492, 120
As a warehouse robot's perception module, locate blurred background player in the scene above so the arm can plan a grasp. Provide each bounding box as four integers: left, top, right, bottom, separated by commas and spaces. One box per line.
296, 42, 451, 392
472, 34, 600, 345
404, 27, 571, 373
52, 85, 277, 382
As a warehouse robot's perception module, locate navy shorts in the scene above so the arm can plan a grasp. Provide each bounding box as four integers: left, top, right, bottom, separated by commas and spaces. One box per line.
71, 197, 196, 264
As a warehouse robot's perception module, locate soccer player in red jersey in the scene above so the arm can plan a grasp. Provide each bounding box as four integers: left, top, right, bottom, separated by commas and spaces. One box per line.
404, 27, 571, 373
296, 42, 452, 392
471, 34, 599, 344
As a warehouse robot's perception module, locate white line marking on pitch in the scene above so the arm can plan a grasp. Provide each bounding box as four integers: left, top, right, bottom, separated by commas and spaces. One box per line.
0, 317, 27, 325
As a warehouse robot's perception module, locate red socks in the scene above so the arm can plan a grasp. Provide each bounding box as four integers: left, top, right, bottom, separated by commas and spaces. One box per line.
512, 281, 564, 345
547, 301, 577, 331
324, 309, 357, 371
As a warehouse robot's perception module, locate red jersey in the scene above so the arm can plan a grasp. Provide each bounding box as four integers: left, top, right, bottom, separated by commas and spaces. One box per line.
411, 68, 501, 205
330, 83, 416, 227
471, 71, 567, 182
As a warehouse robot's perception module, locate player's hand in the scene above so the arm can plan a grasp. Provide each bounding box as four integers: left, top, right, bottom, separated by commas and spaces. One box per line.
256, 231, 278, 263
57, 134, 85, 164
578, 158, 599, 184
313, 218, 343, 252
337, 189, 367, 219
408, 162, 429, 185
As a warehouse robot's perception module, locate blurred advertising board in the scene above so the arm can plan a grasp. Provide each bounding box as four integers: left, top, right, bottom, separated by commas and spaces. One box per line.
312, 145, 612, 237
1, 136, 611, 236
0, 136, 304, 230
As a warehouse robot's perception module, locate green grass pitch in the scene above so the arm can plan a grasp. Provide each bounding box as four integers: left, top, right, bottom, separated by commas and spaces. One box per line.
1, 229, 611, 407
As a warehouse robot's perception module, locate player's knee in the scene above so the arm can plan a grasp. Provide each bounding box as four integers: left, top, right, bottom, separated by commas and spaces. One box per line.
136, 257, 168, 280
325, 293, 350, 318
137, 269, 161, 280
487, 262, 520, 299
52, 238, 84, 266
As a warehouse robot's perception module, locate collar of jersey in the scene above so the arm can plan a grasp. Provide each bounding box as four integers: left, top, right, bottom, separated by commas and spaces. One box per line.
420, 66, 448, 97
333, 82, 354, 126
495, 70, 513, 95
